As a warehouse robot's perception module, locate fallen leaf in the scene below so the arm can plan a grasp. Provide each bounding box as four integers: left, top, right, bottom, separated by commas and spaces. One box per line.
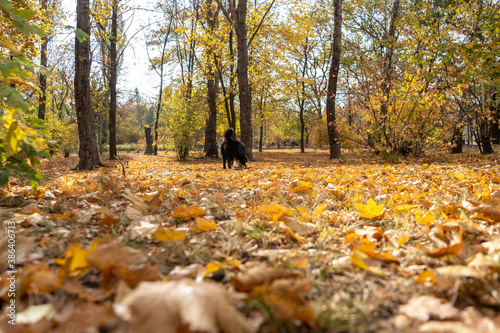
356, 199, 385, 219
434, 265, 486, 289
154, 225, 187, 242
231, 266, 302, 292
115, 280, 256, 333
192, 217, 217, 233
399, 295, 461, 321
172, 204, 205, 220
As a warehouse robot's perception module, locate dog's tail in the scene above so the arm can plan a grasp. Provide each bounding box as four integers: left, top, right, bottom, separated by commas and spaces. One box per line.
224, 128, 234, 139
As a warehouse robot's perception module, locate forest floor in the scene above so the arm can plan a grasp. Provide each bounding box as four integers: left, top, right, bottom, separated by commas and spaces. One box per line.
1, 148, 500, 332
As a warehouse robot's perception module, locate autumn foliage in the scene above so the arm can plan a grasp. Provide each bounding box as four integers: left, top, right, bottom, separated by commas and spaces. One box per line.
1, 149, 500, 332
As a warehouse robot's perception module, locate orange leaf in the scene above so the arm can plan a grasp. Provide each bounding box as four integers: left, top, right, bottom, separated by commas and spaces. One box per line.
154, 225, 186, 242
172, 204, 205, 220
192, 217, 217, 233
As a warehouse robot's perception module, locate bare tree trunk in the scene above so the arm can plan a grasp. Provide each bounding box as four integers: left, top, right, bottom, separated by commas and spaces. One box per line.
38, 0, 48, 120
108, 0, 118, 160
155, 23, 171, 156
205, 0, 218, 158
98, 113, 103, 155
74, 0, 102, 170
299, 43, 308, 154
380, 0, 400, 148
326, 0, 342, 158
259, 123, 263, 152
145, 126, 154, 154
235, 0, 253, 159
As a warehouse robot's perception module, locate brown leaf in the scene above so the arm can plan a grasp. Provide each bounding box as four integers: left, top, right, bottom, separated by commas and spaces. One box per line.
434, 265, 486, 289
115, 280, 256, 333
146, 194, 162, 213
462, 200, 500, 222
399, 295, 461, 321
87, 241, 158, 288
417, 223, 463, 258
231, 266, 302, 292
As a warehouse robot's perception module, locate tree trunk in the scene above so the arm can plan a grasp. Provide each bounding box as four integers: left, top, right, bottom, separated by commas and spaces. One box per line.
235, 0, 253, 159
155, 24, 171, 156
299, 43, 308, 154
259, 124, 263, 152
74, 0, 102, 170
479, 120, 493, 153
145, 126, 154, 155
108, 0, 118, 160
98, 113, 103, 155
450, 126, 463, 154
380, 0, 400, 147
326, 0, 342, 158
205, 0, 218, 158
38, 0, 48, 120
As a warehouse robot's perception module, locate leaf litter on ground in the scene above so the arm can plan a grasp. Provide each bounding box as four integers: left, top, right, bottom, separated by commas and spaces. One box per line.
0, 148, 500, 332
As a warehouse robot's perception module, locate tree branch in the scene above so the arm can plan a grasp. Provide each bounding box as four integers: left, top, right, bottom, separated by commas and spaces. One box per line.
214, 0, 235, 30
248, 0, 276, 47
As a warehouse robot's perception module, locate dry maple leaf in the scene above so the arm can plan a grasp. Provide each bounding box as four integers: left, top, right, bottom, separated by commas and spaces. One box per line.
356, 199, 385, 219
115, 279, 256, 333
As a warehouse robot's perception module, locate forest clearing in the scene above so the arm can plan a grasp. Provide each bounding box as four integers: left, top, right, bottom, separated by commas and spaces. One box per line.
1, 148, 500, 332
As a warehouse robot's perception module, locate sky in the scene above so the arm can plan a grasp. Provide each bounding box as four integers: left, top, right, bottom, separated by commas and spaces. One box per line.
60, 0, 163, 100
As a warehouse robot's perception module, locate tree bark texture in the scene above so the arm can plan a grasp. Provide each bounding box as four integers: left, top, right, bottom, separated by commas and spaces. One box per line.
326, 0, 342, 158
380, 0, 400, 146
299, 43, 308, 153
145, 126, 154, 155
155, 25, 170, 156
38, 0, 48, 120
74, 0, 102, 170
235, 0, 253, 159
205, 0, 219, 158
109, 0, 118, 160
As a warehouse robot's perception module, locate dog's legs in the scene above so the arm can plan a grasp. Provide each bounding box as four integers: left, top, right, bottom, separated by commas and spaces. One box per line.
228, 158, 233, 169
223, 156, 227, 169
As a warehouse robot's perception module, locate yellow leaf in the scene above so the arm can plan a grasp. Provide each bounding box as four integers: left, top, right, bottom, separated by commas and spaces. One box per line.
350, 251, 386, 277
204, 262, 225, 276
259, 202, 291, 222
415, 211, 436, 224
153, 225, 186, 241
312, 203, 328, 217
65, 239, 100, 277
395, 204, 415, 212
292, 180, 313, 194
192, 217, 217, 233
356, 199, 385, 219
226, 256, 242, 268
350, 251, 369, 270
398, 234, 410, 248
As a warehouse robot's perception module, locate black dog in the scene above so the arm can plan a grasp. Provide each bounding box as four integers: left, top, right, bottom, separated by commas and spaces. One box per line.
221, 128, 247, 169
